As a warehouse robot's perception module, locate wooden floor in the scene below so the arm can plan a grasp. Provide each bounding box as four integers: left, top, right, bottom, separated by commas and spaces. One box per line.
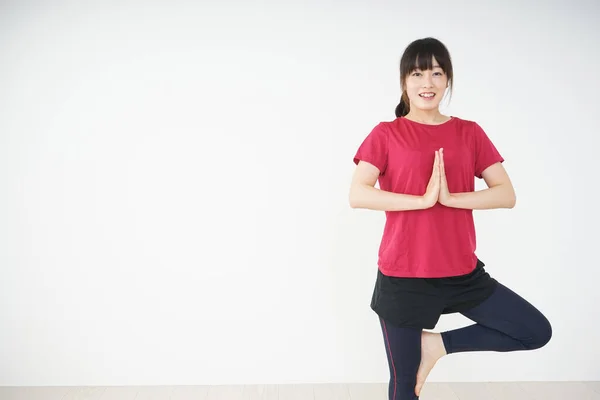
1, 382, 599, 399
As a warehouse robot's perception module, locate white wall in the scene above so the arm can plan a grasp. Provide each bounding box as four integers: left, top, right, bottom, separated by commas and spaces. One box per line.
1, 0, 598, 386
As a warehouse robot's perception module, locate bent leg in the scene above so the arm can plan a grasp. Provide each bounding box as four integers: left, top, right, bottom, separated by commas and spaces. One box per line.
441, 282, 552, 353
379, 317, 422, 399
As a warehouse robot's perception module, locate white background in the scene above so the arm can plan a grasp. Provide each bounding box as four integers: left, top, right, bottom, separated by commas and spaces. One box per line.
1, 0, 598, 386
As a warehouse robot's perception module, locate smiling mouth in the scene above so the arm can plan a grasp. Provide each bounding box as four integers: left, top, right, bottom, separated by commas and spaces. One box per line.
419, 93, 435, 98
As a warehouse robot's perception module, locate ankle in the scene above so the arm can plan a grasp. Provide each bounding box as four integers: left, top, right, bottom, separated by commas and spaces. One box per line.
440, 332, 450, 355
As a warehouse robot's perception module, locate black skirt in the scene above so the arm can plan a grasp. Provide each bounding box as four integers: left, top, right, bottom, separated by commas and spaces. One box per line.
370, 258, 498, 329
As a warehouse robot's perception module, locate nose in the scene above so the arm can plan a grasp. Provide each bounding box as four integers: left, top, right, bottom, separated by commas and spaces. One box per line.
422, 74, 434, 87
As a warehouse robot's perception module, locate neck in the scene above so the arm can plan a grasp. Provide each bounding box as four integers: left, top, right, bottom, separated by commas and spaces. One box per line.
404, 109, 446, 124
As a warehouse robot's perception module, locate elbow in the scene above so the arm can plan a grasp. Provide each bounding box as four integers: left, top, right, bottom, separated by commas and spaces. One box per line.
348, 185, 362, 209
507, 192, 517, 209
349, 191, 359, 209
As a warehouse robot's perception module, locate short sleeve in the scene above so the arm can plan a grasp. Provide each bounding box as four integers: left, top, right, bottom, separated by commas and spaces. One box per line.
473, 122, 504, 179
353, 122, 389, 175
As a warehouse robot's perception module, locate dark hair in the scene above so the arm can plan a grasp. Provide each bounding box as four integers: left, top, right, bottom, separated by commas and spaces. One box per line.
395, 37, 454, 117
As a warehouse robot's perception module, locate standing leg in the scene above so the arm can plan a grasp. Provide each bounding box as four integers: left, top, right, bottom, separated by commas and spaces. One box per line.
441, 282, 552, 353
379, 317, 422, 399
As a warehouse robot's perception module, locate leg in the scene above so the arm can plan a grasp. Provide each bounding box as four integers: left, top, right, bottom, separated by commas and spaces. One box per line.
378, 317, 422, 399
441, 282, 552, 353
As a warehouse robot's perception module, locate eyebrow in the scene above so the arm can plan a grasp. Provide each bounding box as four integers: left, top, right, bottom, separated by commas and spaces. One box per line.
413, 66, 444, 71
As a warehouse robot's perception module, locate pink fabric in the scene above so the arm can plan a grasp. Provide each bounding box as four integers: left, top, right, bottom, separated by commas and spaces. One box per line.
353, 116, 504, 277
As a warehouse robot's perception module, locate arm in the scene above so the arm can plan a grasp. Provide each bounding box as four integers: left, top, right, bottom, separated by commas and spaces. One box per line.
349, 160, 428, 211
444, 162, 516, 210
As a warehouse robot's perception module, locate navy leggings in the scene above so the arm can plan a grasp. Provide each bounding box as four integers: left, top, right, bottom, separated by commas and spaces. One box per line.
379, 282, 552, 400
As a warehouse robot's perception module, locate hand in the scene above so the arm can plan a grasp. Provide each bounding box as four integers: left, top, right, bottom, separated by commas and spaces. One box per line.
438, 148, 453, 206
421, 150, 440, 208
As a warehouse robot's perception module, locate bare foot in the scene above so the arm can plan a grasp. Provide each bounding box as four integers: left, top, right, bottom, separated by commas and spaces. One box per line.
415, 331, 447, 397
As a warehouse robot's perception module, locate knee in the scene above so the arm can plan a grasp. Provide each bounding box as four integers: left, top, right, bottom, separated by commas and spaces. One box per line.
525, 314, 552, 350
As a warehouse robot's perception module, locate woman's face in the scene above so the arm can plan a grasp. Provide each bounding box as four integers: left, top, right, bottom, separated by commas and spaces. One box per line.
404, 57, 448, 111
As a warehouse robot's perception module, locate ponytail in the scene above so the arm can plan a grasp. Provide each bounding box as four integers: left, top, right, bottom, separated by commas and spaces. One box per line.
395, 91, 410, 117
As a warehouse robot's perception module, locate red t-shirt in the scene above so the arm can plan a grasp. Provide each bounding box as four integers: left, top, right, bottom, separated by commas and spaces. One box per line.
353, 116, 504, 278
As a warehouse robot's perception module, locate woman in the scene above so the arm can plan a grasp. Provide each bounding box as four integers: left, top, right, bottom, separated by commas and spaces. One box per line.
349, 37, 552, 400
